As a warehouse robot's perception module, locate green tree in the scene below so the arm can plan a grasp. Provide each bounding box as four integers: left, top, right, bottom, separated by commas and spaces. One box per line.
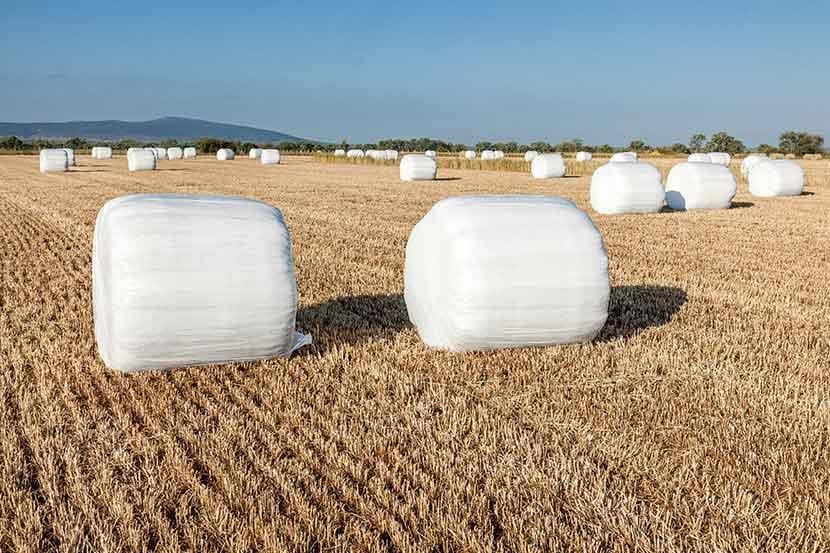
757, 144, 777, 155
475, 141, 493, 152
689, 133, 706, 153
528, 141, 551, 153
669, 142, 690, 154
704, 132, 746, 155
628, 139, 648, 152
779, 131, 824, 156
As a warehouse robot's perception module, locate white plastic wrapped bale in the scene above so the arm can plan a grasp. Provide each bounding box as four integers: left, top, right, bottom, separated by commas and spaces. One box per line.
610, 152, 637, 163
665, 162, 736, 210
91, 147, 100, 159
334, 149, 346, 157
143, 147, 157, 158
92, 194, 311, 372
748, 160, 804, 197
531, 153, 566, 179
400, 154, 437, 181
590, 162, 665, 214
249, 148, 263, 159
167, 147, 183, 160
97, 146, 112, 159
741, 154, 768, 178
183, 147, 197, 159
216, 148, 235, 161
62, 148, 76, 166
493, 150, 505, 160
481, 150, 496, 160
688, 153, 712, 163
708, 152, 731, 166
404, 195, 610, 351
367, 150, 388, 161
347, 149, 364, 158
524, 151, 538, 162
261, 149, 281, 165
385, 150, 399, 161
576, 151, 593, 162
463, 150, 476, 160
40, 149, 68, 173
155, 148, 167, 160
128, 149, 157, 172
424, 150, 437, 158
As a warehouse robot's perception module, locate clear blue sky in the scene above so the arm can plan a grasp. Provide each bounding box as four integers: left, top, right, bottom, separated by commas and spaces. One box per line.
1, 0, 828, 146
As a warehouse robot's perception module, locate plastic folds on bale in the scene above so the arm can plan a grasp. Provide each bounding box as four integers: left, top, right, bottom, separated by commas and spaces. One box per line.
216, 148, 235, 161
385, 150, 399, 161
261, 149, 281, 165
400, 154, 437, 181
94, 147, 112, 159
493, 151, 505, 160
741, 154, 768, 178
347, 149, 364, 158
40, 149, 68, 173
531, 153, 566, 179
463, 151, 476, 160
405, 195, 610, 352
249, 148, 263, 159
666, 162, 737, 210
590, 162, 665, 214
63, 148, 76, 166
576, 151, 593, 162
610, 152, 637, 163
748, 160, 804, 197
708, 152, 731, 166
524, 151, 538, 162
167, 147, 183, 160
92, 194, 312, 372
183, 147, 197, 159
688, 153, 712, 163
424, 150, 437, 159
154, 148, 167, 160
127, 150, 156, 172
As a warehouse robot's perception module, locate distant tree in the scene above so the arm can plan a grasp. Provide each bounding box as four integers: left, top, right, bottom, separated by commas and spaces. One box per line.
779, 131, 824, 155
669, 142, 691, 154
628, 139, 648, 152
528, 141, 551, 153
504, 141, 519, 153
475, 141, 493, 152
0, 136, 25, 150
65, 137, 88, 149
705, 132, 746, 155
689, 133, 706, 153
757, 144, 777, 155
595, 144, 614, 153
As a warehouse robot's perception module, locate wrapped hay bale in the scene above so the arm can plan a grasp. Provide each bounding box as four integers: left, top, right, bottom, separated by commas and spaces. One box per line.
249, 148, 263, 159
708, 152, 731, 166
576, 151, 593, 162
155, 148, 167, 160
385, 150, 399, 161
463, 150, 476, 160
424, 150, 437, 158
481, 150, 496, 160
493, 150, 505, 160
167, 147, 183, 160
347, 149, 365, 158
261, 149, 281, 165
40, 149, 69, 173
183, 147, 197, 159
334, 149, 346, 157
590, 162, 665, 214
128, 149, 157, 172
688, 153, 712, 163
216, 148, 235, 161
62, 148, 76, 166
143, 147, 157, 158
92, 194, 312, 372
405, 195, 609, 351
524, 151, 538, 162
97, 146, 113, 159
400, 154, 437, 181
748, 160, 804, 197
740, 154, 768, 177
610, 152, 637, 163
666, 162, 736, 210
531, 153, 566, 179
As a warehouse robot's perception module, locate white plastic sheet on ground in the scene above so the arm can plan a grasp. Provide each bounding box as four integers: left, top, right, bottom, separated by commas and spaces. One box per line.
524, 151, 538, 162
167, 147, 183, 160
610, 152, 637, 163
688, 153, 712, 163
216, 148, 235, 161
261, 149, 281, 165
400, 154, 437, 181
741, 154, 768, 178
405, 195, 610, 352
590, 162, 665, 214
127, 150, 157, 172
249, 148, 263, 159
463, 151, 476, 160
40, 149, 68, 173
708, 152, 731, 166
531, 153, 566, 179
424, 150, 437, 158
92, 194, 312, 372
576, 151, 593, 162
347, 149, 364, 158
666, 162, 736, 210
183, 147, 197, 159
748, 160, 804, 197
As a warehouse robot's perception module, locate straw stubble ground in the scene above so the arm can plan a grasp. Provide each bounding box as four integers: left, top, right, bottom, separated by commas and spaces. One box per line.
0, 155, 828, 552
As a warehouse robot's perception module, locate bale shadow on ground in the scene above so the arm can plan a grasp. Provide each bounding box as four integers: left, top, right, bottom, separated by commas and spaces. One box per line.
731, 201, 754, 209
434, 177, 462, 181
597, 285, 687, 342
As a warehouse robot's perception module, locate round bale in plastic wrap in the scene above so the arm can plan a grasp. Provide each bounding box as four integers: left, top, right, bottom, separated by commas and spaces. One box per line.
424, 150, 437, 158
347, 149, 364, 158
531, 153, 566, 179
748, 160, 804, 197
92, 194, 312, 372
590, 162, 665, 214
334, 149, 346, 157
261, 149, 281, 165
707, 152, 731, 166
610, 152, 637, 163
576, 151, 593, 162
480, 150, 496, 160
40, 149, 68, 173
216, 148, 235, 161
400, 154, 437, 181
666, 162, 736, 210
62, 148, 76, 166
463, 150, 476, 160
127, 149, 156, 172
249, 148, 263, 159
154, 147, 167, 160
167, 147, 183, 160
404, 195, 610, 352
688, 153, 712, 163
524, 150, 538, 162
183, 147, 197, 159
741, 154, 767, 177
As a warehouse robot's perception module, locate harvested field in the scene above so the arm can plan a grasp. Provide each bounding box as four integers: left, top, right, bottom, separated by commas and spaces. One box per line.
0, 154, 829, 551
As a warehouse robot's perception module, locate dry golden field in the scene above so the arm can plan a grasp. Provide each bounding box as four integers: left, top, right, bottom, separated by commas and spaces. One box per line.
0, 154, 829, 552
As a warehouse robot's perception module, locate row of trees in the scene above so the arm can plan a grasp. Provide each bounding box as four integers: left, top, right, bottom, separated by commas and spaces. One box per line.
1, 131, 824, 156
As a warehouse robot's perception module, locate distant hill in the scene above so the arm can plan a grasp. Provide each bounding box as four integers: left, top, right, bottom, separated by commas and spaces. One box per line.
0, 116, 311, 144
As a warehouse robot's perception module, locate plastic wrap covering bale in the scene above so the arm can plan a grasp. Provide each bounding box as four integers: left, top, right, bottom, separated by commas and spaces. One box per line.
666, 162, 736, 210
91, 147, 100, 159
40, 149, 68, 173
741, 154, 768, 177
576, 151, 593, 162
98, 146, 112, 159
404, 195, 610, 351
463, 150, 476, 160
493, 150, 505, 160
688, 153, 711, 163
708, 152, 731, 166
143, 147, 157, 158
154, 148, 167, 160
261, 149, 281, 165
62, 148, 75, 166
249, 148, 263, 159
367, 150, 388, 161
590, 162, 665, 214
334, 149, 346, 157
92, 194, 312, 372
748, 160, 804, 197
524, 151, 538, 162
128, 150, 157, 172
385, 150, 399, 161
610, 152, 637, 163
216, 148, 235, 161
481, 150, 496, 161
167, 147, 183, 160
183, 147, 197, 159
424, 150, 437, 158
531, 153, 566, 179
400, 154, 437, 181
347, 149, 364, 158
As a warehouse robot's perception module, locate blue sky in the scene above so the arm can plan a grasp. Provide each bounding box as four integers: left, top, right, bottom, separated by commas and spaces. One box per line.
1, 0, 828, 146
